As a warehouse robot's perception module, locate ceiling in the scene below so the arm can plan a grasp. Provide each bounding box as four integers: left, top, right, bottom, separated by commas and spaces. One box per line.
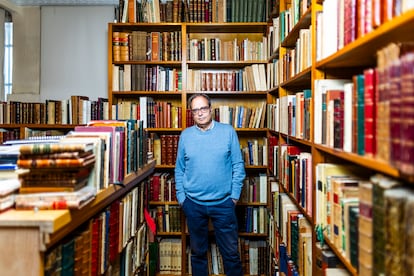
9, 0, 117, 5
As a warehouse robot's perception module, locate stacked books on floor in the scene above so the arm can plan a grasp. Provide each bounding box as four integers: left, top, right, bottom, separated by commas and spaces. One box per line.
13, 141, 97, 210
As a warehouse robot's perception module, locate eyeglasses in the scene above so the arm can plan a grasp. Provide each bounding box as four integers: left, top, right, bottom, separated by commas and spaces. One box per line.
191, 106, 210, 115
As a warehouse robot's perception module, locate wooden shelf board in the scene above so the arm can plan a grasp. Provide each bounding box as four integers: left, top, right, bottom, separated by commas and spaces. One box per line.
0, 209, 70, 233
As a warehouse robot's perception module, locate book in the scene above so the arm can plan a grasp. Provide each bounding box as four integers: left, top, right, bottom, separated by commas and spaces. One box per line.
371, 174, 401, 275
0, 178, 21, 197
358, 181, 373, 274
17, 153, 95, 169
18, 142, 95, 155
315, 163, 359, 235
363, 68, 376, 157
19, 177, 88, 193
14, 185, 96, 210
331, 176, 359, 249
384, 187, 409, 276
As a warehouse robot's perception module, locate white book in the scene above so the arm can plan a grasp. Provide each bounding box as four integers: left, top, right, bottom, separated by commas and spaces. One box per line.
123, 64, 131, 91
252, 207, 258, 233
258, 63, 267, 91
259, 172, 267, 203
321, 0, 339, 59
139, 96, 148, 128
343, 82, 354, 152
251, 64, 261, 91
61, 99, 68, 125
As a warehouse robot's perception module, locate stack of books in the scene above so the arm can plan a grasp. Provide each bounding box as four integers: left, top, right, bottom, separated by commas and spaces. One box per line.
13, 142, 97, 210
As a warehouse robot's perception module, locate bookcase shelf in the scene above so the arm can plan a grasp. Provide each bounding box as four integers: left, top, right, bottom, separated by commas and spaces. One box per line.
280, 9, 311, 47
269, 1, 414, 275
109, 14, 272, 274
317, 9, 414, 69
0, 123, 82, 144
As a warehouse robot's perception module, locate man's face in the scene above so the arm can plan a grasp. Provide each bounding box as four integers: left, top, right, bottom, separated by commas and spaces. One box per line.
191, 96, 212, 129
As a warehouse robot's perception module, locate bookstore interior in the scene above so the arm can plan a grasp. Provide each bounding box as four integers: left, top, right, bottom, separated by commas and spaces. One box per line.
0, 0, 413, 275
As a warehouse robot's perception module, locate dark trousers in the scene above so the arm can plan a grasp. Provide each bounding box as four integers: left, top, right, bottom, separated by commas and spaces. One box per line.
182, 198, 243, 276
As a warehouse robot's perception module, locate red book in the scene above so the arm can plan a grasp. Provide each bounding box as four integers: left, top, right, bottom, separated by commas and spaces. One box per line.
389, 57, 402, 167
90, 217, 101, 276
108, 201, 120, 263
344, 0, 357, 45
268, 135, 279, 175
400, 51, 414, 175
151, 32, 160, 61
364, 68, 377, 157
151, 173, 161, 201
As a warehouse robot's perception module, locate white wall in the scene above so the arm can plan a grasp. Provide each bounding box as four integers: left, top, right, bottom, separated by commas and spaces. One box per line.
40, 5, 114, 101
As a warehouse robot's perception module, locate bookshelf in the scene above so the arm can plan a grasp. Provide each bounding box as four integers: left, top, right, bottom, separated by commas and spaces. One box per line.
0, 95, 109, 144
108, 9, 273, 273
268, 0, 414, 275
0, 124, 79, 143
0, 160, 155, 275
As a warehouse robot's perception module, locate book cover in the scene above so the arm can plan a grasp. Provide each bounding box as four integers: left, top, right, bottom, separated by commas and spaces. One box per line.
371, 174, 401, 275
363, 68, 377, 157
14, 185, 96, 210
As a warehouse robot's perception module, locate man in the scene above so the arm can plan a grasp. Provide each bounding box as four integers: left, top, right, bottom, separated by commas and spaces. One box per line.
175, 93, 246, 276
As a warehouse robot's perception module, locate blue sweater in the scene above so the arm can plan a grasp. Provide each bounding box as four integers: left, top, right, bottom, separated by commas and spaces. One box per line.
174, 121, 246, 206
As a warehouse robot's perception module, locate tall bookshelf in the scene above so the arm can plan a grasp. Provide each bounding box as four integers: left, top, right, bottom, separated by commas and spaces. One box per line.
108, 16, 273, 275
268, 0, 414, 275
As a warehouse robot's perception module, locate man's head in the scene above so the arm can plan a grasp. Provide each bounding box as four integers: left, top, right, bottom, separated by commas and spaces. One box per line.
188, 93, 212, 130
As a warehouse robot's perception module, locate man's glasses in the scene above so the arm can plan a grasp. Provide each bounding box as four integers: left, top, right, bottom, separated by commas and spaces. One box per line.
191, 106, 210, 115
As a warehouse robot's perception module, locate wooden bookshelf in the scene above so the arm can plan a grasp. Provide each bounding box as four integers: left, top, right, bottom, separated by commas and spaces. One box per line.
268, 1, 414, 276
108, 16, 273, 275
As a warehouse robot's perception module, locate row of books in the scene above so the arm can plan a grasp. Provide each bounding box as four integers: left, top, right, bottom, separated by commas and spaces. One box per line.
314, 164, 414, 275
236, 205, 268, 234
0, 96, 109, 125
118, 0, 269, 23
187, 64, 268, 92
112, 99, 182, 130
276, 193, 313, 276
310, 42, 414, 176
113, 64, 269, 94
44, 183, 148, 275
241, 139, 268, 167
277, 0, 310, 44
188, 36, 267, 62
212, 102, 267, 129
112, 30, 182, 62
153, 205, 182, 233
317, 0, 414, 61
279, 27, 312, 82
112, 96, 179, 130
277, 144, 313, 216
113, 64, 183, 92
149, 172, 177, 202
157, 238, 182, 274
275, 90, 312, 140
239, 174, 268, 204
0, 128, 70, 145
